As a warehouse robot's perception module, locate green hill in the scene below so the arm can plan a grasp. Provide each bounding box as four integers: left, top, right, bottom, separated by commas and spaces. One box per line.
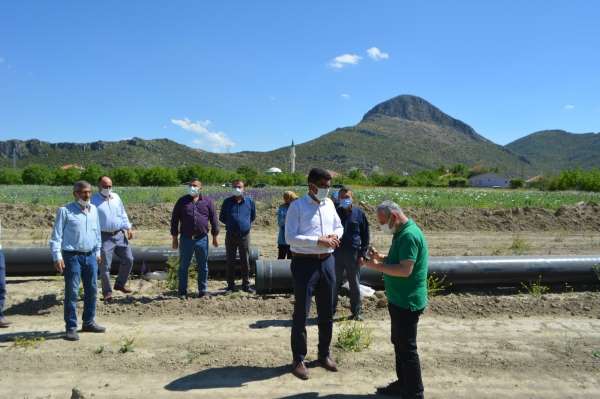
506, 130, 600, 173
2, 95, 596, 176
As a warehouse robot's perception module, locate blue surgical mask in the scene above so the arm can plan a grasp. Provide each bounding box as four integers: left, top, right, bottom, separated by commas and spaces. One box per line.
340, 198, 353, 209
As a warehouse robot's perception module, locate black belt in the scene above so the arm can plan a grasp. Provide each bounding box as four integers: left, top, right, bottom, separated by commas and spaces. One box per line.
63, 250, 93, 256
102, 230, 122, 235
189, 233, 207, 240
292, 252, 332, 260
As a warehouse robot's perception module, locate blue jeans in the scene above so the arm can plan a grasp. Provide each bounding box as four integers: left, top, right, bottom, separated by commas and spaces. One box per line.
178, 235, 209, 296
0, 250, 6, 317
63, 252, 98, 331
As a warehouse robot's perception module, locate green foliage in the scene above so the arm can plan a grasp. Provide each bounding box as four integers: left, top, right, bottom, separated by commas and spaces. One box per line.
22, 164, 54, 185
111, 167, 139, 186
80, 164, 105, 184
165, 256, 197, 292
0, 168, 22, 184
450, 163, 468, 177
53, 167, 82, 186
139, 167, 179, 186
521, 275, 549, 297
427, 273, 452, 297
94, 345, 105, 354
236, 165, 259, 186
119, 336, 136, 353
335, 321, 373, 352
546, 169, 600, 192
13, 336, 45, 349
509, 236, 531, 255
448, 178, 468, 188
510, 178, 525, 189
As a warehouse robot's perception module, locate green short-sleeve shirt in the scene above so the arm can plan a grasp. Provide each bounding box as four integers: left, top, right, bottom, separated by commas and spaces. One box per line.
383, 219, 429, 311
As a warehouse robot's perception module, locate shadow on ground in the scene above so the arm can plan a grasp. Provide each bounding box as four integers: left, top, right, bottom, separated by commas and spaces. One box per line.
164, 365, 290, 391
0, 330, 64, 343
249, 318, 317, 329
4, 294, 62, 316
277, 394, 378, 399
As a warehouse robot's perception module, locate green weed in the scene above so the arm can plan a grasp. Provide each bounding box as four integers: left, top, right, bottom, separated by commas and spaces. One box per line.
428, 273, 452, 297
521, 275, 549, 297
119, 336, 136, 353
13, 336, 45, 349
509, 236, 531, 255
335, 321, 373, 352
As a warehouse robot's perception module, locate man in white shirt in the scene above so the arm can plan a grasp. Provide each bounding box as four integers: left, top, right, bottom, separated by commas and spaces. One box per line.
91, 176, 134, 301
285, 168, 344, 380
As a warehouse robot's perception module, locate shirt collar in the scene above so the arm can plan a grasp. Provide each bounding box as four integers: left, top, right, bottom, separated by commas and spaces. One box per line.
394, 219, 413, 236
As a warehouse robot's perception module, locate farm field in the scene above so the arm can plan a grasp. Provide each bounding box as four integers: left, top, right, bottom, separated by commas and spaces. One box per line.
1, 185, 600, 209
1, 185, 600, 398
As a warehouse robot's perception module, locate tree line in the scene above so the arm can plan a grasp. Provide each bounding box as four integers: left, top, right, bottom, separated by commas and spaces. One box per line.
0, 163, 598, 192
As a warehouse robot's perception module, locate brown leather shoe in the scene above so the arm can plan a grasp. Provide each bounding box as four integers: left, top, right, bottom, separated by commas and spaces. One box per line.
103, 292, 113, 302
291, 361, 309, 380
318, 356, 338, 372
114, 285, 133, 294
0, 316, 11, 328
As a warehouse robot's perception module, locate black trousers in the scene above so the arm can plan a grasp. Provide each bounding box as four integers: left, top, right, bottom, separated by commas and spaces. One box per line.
278, 245, 292, 259
290, 255, 336, 363
225, 232, 250, 287
389, 302, 424, 398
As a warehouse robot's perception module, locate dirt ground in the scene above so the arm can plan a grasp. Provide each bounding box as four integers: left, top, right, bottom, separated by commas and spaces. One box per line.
2, 203, 600, 398
1, 276, 600, 399
2, 201, 600, 232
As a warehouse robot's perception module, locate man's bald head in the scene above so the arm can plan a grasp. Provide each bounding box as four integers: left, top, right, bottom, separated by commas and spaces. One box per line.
98, 176, 113, 189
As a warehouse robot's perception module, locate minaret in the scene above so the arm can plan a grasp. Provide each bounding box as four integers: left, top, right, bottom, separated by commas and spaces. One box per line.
290, 140, 296, 174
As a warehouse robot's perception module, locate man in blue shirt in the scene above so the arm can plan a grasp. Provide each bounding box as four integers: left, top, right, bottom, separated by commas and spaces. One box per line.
219, 179, 256, 292
333, 187, 370, 320
91, 176, 134, 301
49, 180, 105, 341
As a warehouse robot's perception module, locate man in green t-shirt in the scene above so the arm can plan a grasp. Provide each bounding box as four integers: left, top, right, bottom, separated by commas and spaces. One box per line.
362, 200, 428, 399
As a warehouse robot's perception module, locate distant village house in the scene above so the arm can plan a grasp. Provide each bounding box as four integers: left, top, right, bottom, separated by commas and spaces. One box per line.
468, 173, 510, 188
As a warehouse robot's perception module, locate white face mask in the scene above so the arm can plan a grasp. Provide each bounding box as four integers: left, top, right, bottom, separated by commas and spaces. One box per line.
100, 188, 112, 197
380, 218, 395, 235
232, 187, 244, 197
315, 187, 329, 202
188, 186, 200, 197
78, 198, 90, 207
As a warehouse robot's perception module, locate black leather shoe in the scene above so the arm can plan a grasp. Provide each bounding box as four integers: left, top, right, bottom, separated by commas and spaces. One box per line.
242, 285, 255, 294
81, 322, 106, 333
376, 380, 404, 397
225, 284, 238, 292
65, 329, 80, 341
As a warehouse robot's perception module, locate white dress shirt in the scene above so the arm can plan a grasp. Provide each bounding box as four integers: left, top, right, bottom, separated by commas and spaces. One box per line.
285, 194, 344, 254
91, 192, 132, 233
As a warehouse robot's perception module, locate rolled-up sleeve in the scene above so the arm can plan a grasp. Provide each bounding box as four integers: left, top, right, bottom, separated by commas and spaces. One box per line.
49, 207, 66, 262
285, 201, 319, 248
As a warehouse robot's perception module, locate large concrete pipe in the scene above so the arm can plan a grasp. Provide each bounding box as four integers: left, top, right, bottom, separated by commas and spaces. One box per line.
255, 255, 600, 294
3, 246, 261, 276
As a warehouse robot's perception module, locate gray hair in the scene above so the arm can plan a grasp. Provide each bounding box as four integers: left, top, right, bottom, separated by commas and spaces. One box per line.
73, 180, 91, 192
377, 200, 403, 218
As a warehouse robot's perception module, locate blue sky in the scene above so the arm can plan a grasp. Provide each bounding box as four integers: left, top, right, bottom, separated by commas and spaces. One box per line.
1, 1, 598, 152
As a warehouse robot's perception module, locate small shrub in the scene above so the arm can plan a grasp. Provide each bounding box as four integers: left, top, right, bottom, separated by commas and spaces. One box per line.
427, 273, 452, 297
521, 275, 549, 297
13, 336, 45, 349
166, 256, 198, 292
119, 336, 136, 353
509, 236, 531, 255
448, 178, 468, 188
510, 179, 524, 189
335, 321, 373, 352
94, 345, 105, 354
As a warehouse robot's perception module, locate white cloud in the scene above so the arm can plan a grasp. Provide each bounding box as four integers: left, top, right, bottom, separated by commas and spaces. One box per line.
366, 47, 389, 61
171, 118, 235, 152
329, 53, 362, 69
340, 93, 351, 100
563, 104, 575, 110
